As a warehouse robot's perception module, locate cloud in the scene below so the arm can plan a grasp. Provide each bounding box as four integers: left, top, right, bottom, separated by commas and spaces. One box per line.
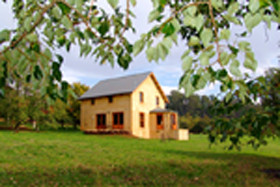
196, 83, 220, 96
162, 86, 179, 96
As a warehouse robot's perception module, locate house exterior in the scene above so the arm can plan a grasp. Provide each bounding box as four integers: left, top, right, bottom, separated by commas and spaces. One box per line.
79, 72, 188, 140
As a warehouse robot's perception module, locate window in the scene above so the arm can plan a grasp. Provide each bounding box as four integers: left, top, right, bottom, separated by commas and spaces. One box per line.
171, 113, 177, 130
91, 99, 95, 105
112, 112, 124, 129
139, 112, 145, 128
156, 114, 163, 129
156, 96, 159, 106
139, 92, 144, 103
108, 96, 113, 103
96, 114, 106, 129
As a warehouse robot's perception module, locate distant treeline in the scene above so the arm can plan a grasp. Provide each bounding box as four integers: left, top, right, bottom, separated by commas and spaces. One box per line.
166, 91, 259, 133
0, 82, 89, 130
167, 68, 279, 134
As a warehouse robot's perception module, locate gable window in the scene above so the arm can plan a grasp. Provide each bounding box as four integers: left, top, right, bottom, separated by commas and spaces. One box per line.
139, 92, 144, 103
156, 114, 164, 129
139, 112, 145, 128
96, 114, 106, 129
112, 112, 124, 129
171, 113, 177, 130
108, 96, 113, 103
91, 99, 95, 105
156, 96, 159, 106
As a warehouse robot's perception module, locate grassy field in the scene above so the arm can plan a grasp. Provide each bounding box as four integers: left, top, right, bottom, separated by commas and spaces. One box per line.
0, 131, 279, 186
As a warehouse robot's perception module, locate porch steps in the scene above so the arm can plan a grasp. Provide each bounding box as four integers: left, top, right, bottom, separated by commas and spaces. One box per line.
84, 129, 130, 135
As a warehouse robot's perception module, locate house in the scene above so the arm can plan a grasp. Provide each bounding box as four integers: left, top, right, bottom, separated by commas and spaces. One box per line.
79, 72, 189, 140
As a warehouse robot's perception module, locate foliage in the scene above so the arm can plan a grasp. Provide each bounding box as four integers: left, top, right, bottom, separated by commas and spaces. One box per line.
66, 82, 89, 128
0, 82, 88, 130
0, 0, 136, 100
207, 68, 280, 149
180, 113, 211, 133
0, 131, 280, 186
167, 90, 213, 117
0, 0, 279, 147
0, 86, 28, 128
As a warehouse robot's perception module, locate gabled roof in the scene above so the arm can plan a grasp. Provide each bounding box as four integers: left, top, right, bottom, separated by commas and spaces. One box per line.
79, 72, 168, 103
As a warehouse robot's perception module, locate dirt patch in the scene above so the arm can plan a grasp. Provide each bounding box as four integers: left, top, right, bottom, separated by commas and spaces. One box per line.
262, 169, 280, 180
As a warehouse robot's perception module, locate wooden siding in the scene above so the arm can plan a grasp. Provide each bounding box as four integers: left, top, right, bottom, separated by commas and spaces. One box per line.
80, 73, 189, 140
131, 75, 165, 139
80, 94, 132, 132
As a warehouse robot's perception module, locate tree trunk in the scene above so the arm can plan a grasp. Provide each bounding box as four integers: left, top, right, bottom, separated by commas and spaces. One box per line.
14, 122, 20, 133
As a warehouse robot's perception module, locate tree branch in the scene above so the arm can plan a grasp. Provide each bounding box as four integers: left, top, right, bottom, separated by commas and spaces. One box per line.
208, 0, 222, 67
0, 1, 57, 57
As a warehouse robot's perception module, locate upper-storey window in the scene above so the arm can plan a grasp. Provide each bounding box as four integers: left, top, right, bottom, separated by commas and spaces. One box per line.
108, 96, 113, 103
156, 96, 159, 106
139, 92, 144, 103
91, 99, 95, 105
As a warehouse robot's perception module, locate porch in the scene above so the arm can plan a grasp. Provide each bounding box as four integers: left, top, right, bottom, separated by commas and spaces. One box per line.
149, 108, 189, 140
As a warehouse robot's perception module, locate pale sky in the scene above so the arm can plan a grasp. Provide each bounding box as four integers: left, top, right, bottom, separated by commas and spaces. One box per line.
0, 1, 279, 96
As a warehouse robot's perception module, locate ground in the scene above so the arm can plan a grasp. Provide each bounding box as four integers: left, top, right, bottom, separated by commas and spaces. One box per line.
0, 131, 279, 186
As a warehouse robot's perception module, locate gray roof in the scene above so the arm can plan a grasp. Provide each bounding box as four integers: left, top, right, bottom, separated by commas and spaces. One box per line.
79, 72, 151, 100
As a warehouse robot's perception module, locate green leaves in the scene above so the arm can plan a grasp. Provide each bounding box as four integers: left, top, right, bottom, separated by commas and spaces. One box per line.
0, 29, 10, 44
52, 62, 62, 81
227, 2, 239, 15
230, 60, 242, 77
183, 14, 204, 31
200, 28, 213, 47
249, 0, 260, 13
199, 52, 209, 66
51, 6, 61, 19
57, 2, 71, 15
98, 21, 110, 36
244, 55, 257, 72
34, 65, 43, 80
61, 16, 73, 30
182, 56, 193, 72
162, 22, 175, 37
133, 39, 145, 56
107, 0, 119, 9
211, 0, 223, 10
148, 9, 161, 22
244, 13, 262, 32
220, 29, 230, 40
188, 36, 200, 46
130, 0, 136, 6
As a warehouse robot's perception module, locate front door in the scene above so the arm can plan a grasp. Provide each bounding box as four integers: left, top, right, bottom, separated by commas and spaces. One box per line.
96, 114, 106, 129
156, 114, 164, 129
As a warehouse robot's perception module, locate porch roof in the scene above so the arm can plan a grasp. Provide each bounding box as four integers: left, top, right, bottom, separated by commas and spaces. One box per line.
150, 108, 176, 113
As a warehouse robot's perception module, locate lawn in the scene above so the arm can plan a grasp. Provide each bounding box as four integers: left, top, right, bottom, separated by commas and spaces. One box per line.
0, 131, 279, 186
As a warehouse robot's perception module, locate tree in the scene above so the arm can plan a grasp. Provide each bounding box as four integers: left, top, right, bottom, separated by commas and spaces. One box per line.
206, 68, 279, 149
67, 82, 89, 129
0, 0, 279, 147
0, 86, 28, 129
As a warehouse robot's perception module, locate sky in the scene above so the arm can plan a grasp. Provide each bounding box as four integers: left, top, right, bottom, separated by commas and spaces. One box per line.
0, 1, 279, 96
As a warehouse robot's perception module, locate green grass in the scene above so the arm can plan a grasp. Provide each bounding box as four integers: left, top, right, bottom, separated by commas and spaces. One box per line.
0, 131, 280, 186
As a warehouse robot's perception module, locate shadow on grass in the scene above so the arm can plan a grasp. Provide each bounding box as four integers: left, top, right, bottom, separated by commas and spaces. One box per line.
1, 151, 280, 186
